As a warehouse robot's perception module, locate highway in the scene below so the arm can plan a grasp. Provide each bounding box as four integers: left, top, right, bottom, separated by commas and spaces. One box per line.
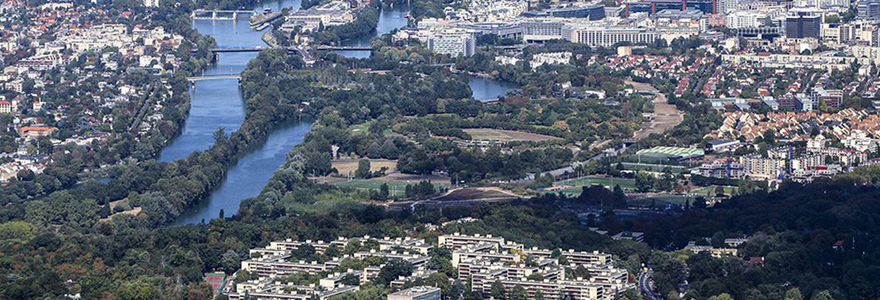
639, 269, 663, 300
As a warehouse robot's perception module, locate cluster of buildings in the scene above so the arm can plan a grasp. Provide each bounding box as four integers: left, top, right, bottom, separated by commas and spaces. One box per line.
695, 143, 871, 181
282, 0, 359, 34
385, 0, 880, 57
692, 109, 880, 181
705, 109, 880, 141
393, 0, 709, 57
0, 1, 189, 181
230, 234, 632, 300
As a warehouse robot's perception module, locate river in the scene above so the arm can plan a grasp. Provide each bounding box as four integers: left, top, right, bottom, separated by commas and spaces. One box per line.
333, 4, 411, 58
162, 0, 512, 224
161, 0, 310, 224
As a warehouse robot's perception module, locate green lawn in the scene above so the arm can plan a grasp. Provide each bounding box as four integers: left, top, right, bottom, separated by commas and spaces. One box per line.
348, 122, 373, 134
553, 177, 637, 195
692, 185, 737, 196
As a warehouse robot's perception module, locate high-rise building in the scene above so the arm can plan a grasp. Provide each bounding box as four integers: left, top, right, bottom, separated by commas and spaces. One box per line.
427, 31, 476, 57
785, 14, 821, 38
858, 0, 880, 20
625, 0, 716, 16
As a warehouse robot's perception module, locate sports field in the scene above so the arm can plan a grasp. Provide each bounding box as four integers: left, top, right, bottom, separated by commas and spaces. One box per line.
551, 177, 637, 194
332, 180, 412, 196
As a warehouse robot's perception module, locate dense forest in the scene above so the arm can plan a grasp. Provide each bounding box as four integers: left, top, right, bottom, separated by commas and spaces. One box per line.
608, 168, 880, 299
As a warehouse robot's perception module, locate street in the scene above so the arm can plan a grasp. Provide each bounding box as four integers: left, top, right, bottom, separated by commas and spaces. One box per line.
639, 269, 663, 300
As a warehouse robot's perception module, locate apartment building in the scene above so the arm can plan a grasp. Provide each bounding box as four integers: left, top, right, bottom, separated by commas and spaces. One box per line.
427, 30, 476, 57
234, 234, 631, 300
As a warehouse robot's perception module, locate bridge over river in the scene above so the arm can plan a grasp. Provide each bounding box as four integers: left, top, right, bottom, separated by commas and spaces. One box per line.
186, 74, 241, 82
191, 9, 256, 20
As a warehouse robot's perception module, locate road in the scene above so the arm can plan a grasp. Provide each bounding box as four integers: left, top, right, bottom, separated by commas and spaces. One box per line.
639, 269, 663, 300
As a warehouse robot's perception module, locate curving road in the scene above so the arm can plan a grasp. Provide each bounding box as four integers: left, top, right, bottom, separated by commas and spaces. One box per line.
639, 269, 663, 300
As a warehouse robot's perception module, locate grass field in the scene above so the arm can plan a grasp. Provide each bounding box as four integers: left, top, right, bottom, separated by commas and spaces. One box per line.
284, 190, 367, 213
348, 122, 372, 134
332, 159, 397, 175
332, 180, 412, 196
693, 185, 737, 196
463, 128, 561, 142
552, 177, 638, 195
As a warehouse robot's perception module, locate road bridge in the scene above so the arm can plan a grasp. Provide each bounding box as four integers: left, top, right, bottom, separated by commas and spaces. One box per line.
204, 46, 315, 64
186, 74, 241, 82
208, 46, 268, 53
192, 9, 256, 20
316, 46, 373, 51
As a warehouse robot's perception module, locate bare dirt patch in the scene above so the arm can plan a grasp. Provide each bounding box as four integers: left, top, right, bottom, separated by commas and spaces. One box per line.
332, 158, 398, 175
628, 81, 685, 141
434, 187, 522, 201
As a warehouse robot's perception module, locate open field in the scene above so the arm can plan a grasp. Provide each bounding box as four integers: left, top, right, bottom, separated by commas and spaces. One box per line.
332, 158, 397, 175
693, 185, 737, 196
549, 176, 637, 195
348, 122, 372, 134
314, 172, 451, 195
100, 199, 142, 222
627, 81, 685, 141
434, 187, 522, 201
464, 128, 561, 142
331, 180, 412, 196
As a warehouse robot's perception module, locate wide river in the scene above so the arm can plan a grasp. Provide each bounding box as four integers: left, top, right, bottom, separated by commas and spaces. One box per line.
162, 0, 514, 224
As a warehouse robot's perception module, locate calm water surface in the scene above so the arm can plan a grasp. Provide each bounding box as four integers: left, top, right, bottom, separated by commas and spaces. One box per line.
160, 0, 309, 224
468, 76, 516, 102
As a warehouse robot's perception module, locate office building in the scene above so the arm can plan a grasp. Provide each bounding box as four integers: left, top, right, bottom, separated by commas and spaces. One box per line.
839, 21, 880, 46
562, 24, 658, 47
795, 93, 813, 111
427, 30, 476, 57
524, 4, 606, 20
811, 87, 843, 108
625, 0, 716, 16
859, 0, 880, 20
725, 11, 771, 29
785, 14, 821, 38
522, 19, 567, 41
